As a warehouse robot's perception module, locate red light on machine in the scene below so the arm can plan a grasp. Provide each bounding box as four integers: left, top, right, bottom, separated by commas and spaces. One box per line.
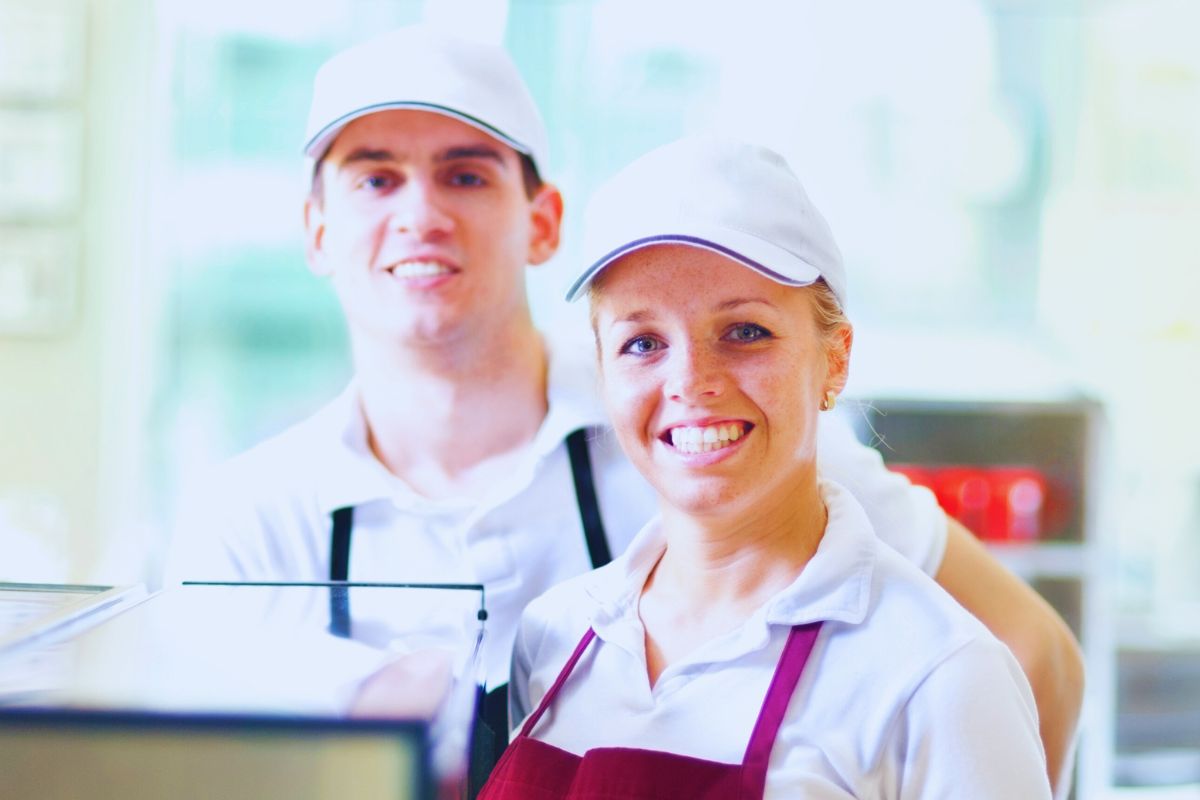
891, 464, 1053, 542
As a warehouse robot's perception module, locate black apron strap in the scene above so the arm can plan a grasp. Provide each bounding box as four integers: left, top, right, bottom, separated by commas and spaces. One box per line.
328, 505, 354, 638
565, 428, 612, 568
468, 683, 510, 797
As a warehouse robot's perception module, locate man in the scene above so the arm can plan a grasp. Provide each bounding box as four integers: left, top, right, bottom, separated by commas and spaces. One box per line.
168, 25, 1082, 793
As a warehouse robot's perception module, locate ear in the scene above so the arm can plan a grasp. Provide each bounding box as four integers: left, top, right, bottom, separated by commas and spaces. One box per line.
526, 183, 564, 266
304, 196, 333, 277
824, 323, 854, 397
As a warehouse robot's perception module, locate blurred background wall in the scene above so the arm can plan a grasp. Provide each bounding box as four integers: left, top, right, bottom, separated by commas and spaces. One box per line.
1, 0, 1198, 794
1, 0, 157, 581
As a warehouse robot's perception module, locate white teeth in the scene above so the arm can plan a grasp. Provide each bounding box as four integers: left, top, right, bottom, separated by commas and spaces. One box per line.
668, 423, 746, 454
391, 260, 451, 278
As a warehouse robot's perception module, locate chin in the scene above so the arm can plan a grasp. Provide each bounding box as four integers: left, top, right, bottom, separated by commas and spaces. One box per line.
366, 312, 463, 346
658, 484, 748, 519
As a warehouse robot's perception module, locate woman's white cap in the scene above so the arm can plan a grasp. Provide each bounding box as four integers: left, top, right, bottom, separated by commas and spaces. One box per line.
567, 137, 846, 307
303, 25, 549, 171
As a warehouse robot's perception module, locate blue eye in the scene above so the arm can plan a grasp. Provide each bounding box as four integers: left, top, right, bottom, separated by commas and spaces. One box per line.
360, 174, 395, 191
449, 172, 486, 187
620, 335, 663, 356
725, 323, 771, 342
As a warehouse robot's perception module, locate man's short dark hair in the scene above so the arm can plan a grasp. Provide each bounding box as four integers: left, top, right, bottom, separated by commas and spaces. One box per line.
517, 153, 544, 199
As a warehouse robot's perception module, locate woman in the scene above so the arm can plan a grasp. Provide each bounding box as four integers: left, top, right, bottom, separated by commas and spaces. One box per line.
481, 138, 1051, 798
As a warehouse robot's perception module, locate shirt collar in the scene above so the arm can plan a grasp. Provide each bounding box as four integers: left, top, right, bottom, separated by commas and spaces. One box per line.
583, 479, 877, 629
312, 380, 399, 515
312, 335, 610, 515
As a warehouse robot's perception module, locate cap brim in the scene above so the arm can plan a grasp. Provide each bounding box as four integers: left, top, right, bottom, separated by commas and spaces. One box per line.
303, 101, 535, 162
565, 231, 823, 302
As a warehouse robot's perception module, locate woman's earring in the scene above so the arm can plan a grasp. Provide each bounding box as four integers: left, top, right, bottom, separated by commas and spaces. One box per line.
820, 390, 837, 412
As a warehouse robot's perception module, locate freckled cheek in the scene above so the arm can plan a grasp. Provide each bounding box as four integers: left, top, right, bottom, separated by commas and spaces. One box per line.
754, 374, 795, 404
601, 372, 659, 448
748, 354, 817, 400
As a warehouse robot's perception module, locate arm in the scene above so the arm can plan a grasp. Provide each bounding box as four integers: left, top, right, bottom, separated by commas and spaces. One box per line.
162, 423, 340, 585
935, 518, 1085, 796
350, 649, 455, 718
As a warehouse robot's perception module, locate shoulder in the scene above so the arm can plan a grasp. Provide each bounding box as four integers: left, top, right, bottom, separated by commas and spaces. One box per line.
820, 483, 1002, 692
842, 536, 1039, 739
864, 542, 1033, 705
164, 396, 351, 583
521, 563, 610, 635
886, 615, 1048, 796
863, 540, 993, 669
861, 555, 1049, 796
232, 398, 342, 472
515, 548, 631, 658
204, 395, 347, 499
788, 511, 1046, 794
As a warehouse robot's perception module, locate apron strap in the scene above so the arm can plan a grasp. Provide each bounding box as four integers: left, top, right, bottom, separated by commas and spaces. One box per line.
470, 683, 511, 797
518, 627, 598, 738
328, 506, 354, 637
740, 621, 823, 797
566, 428, 613, 568
330, 506, 354, 580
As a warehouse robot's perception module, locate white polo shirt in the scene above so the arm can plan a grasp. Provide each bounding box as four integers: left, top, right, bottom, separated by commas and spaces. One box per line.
509, 481, 1051, 799
166, 342, 946, 689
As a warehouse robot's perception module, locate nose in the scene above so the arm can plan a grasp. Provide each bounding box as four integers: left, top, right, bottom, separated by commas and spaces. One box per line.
665, 343, 725, 403
388, 179, 453, 240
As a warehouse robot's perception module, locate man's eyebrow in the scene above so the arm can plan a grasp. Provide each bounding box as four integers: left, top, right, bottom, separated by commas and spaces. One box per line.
338, 148, 396, 166
436, 145, 508, 167
334, 145, 508, 169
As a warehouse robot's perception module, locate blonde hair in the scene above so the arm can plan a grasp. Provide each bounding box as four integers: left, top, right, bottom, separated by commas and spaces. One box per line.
807, 278, 852, 376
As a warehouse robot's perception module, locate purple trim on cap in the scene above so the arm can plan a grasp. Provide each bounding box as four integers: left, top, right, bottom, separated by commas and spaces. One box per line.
566, 234, 810, 302
303, 101, 531, 160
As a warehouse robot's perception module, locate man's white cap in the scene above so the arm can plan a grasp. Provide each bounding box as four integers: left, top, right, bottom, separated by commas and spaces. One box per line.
567, 137, 846, 307
303, 25, 549, 171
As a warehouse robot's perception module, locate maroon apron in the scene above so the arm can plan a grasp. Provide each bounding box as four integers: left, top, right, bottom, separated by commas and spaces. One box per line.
479, 621, 823, 800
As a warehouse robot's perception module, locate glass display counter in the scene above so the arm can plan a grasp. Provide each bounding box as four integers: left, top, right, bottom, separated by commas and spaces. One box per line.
0, 581, 487, 799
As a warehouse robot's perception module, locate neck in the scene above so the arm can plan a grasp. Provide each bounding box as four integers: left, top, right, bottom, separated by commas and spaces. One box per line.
651, 473, 827, 613
351, 318, 549, 497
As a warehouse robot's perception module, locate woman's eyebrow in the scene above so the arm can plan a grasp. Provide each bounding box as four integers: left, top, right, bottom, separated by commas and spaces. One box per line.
714, 297, 775, 312
609, 309, 657, 325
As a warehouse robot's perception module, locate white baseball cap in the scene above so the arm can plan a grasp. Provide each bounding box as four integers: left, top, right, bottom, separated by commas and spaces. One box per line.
567, 137, 847, 308
302, 25, 549, 172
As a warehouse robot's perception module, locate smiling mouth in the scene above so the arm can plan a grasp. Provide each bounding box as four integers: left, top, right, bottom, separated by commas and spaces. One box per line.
663, 422, 753, 454
387, 260, 455, 279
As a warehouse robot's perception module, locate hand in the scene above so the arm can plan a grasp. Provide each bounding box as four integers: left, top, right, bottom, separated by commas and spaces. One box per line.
349, 647, 455, 719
